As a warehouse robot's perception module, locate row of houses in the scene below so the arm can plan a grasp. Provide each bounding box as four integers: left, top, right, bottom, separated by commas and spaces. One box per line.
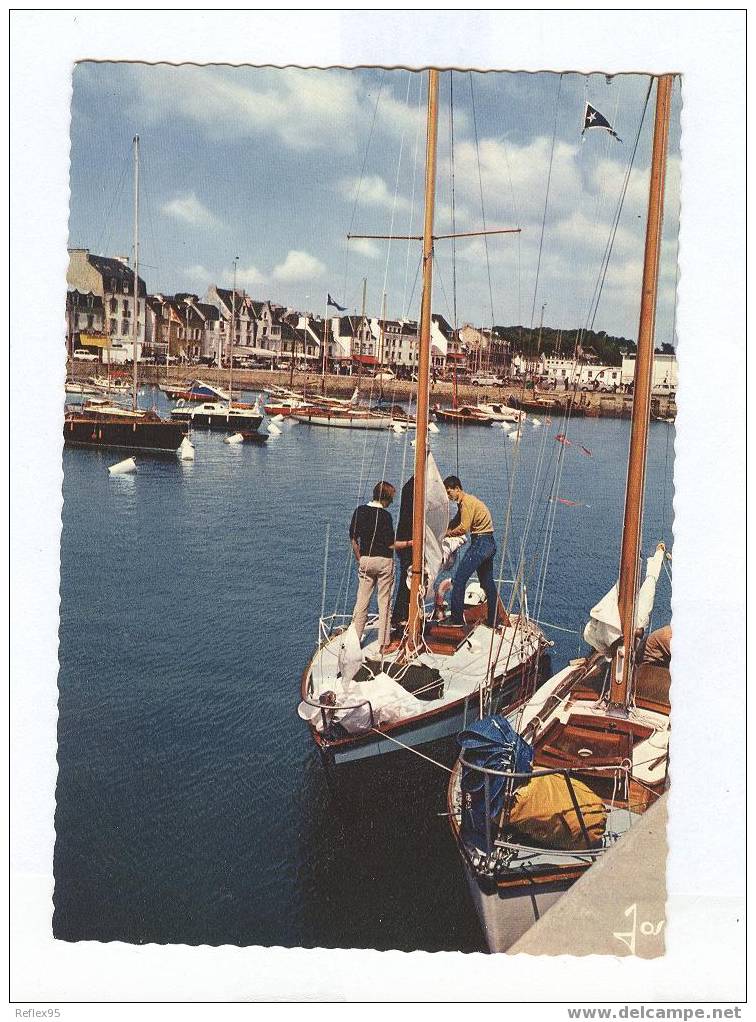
65, 249, 679, 385
66, 248, 465, 371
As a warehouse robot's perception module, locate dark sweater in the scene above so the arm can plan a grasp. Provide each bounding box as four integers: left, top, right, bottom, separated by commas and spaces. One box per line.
349, 503, 395, 559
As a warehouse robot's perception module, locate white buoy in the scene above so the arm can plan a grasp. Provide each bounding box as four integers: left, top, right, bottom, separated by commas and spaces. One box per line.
500, 422, 510, 430
428, 421, 440, 434
178, 436, 195, 461
271, 414, 285, 423
392, 423, 405, 434
267, 421, 282, 436
224, 432, 244, 445
508, 430, 520, 442
108, 456, 136, 475
531, 417, 541, 427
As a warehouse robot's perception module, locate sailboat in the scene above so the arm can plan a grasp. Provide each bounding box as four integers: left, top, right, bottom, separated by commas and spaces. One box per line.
298, 69, 548, 766
170, 260, 267, 437
64, 136, 187, 455
447, 74, 674, 953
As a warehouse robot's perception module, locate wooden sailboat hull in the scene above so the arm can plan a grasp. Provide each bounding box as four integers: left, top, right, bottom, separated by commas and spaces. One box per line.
64, 414, 187, 454
292, 411, 390, 430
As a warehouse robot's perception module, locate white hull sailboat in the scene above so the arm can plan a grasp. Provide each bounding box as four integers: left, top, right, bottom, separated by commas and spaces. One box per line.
298, 69, 547, 766
447, 73, 675, 953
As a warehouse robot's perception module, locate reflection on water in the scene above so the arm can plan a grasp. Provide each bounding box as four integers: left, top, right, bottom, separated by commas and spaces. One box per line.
54, 387, 673, 948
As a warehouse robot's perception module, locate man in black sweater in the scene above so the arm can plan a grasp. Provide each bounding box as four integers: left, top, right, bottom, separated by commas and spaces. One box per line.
349, 480, 411, 653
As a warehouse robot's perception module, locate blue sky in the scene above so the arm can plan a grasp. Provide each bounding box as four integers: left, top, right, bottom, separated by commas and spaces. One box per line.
69, 63, 681, 342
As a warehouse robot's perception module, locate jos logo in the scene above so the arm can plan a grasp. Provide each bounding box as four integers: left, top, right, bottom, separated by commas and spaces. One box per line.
613, 902, 665, 954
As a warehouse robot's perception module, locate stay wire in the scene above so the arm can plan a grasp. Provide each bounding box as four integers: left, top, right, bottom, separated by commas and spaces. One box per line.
529, 74, 563, 330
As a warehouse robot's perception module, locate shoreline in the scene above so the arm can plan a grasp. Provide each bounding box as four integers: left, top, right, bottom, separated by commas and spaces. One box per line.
67, 362, 677, 420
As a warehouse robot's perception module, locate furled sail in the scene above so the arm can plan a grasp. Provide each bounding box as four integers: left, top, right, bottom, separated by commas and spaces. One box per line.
583, 544, 666, 653
423, 452, 451, 589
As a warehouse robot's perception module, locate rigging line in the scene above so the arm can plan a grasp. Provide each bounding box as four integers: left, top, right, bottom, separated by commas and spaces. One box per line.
585, 79, 653, 332
448, 72, 461, 474
380, 70, 413, 310
529, 73, 563, 330
402, 74, 424, 319
363, 730, 451, 774
468, 72, 496, 333
98, 151, 131, 258
342, 71, 386, 303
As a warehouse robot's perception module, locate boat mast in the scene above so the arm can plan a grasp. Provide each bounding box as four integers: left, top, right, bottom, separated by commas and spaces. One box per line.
131, 134, 140, 412
406, 68, 439, 651
609, 74, 673, 711
358, 277, 367, 391
230, 256, 238, 402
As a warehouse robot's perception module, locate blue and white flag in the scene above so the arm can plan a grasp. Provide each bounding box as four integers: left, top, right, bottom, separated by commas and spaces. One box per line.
581, 103, 623, 143
327, 293, 347, 312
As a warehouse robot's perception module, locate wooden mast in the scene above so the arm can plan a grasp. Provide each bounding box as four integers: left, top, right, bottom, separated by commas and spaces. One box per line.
131, 135, 140, 412
406, 68, 439, 651
609, 74, 673, 710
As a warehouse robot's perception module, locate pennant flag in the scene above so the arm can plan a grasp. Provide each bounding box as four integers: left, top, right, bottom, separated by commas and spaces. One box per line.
327, 293, 347, 312
554, 433, 572, 447
581, 103, 623, 142
580, 445, 593, 458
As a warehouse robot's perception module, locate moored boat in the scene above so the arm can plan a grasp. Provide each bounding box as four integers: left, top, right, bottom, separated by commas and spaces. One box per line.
447, 73, 675, 953
298, 69, 547, 766
433, 404, 494, 426
476, 402, 526, 424
160, 378, 233, 402
63, 136, 187, 457
170, 400, 264, 432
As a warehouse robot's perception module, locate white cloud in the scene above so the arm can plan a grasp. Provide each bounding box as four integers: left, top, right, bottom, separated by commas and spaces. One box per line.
223, 264, 266, 288
272, 250, 325, 283
348, 237, 381, 259
338, 174, 411, 213
162, 193, 221, 228
128, 66, 363, 151
182, 263, 213, 282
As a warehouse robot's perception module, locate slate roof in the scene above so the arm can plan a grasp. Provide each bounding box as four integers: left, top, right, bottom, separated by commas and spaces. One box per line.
87, 255, 146, 297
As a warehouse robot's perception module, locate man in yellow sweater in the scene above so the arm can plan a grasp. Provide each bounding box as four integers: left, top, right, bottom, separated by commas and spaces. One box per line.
443, 475, 499, 628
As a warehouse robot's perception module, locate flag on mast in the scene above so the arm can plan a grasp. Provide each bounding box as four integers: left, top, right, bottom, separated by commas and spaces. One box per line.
581, 103, 623, 142
327, 293, 347, 312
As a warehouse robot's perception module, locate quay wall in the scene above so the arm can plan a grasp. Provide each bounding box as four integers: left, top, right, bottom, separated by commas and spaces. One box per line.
67, 363, 677, 420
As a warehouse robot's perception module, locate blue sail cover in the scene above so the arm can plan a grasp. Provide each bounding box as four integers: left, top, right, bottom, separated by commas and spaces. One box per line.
458, 715, 533, 851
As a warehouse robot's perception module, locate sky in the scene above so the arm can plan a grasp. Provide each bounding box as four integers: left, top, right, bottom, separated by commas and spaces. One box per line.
69, 63, 681, 343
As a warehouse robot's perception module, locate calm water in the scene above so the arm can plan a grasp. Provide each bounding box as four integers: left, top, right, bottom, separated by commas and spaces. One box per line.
54, 387, 674, 949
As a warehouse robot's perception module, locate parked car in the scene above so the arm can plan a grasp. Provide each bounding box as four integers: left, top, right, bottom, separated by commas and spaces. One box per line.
374, 369, 396, 382
72, 348, 99, 362
470, 373, 504, 387
652, 382, 676, 398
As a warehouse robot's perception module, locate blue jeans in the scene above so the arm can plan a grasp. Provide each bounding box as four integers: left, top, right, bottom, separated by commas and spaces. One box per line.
450, 533, 498, 627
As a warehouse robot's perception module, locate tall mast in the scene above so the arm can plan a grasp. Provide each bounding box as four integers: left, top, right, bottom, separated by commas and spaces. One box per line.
609, 74, 673, 710
229, 256, 238, 402
131, 134, 140, 412
357, 276, 367, 391
406, 68, 439, 651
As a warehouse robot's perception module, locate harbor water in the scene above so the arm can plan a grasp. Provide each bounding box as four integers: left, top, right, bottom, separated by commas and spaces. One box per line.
55, 387, 674, 950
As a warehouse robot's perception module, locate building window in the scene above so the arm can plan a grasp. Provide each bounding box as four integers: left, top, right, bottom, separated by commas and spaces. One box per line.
121, 319, 129, 335
123, 299, 129, 314
87, 315, 94, 329
123, 280, 129, 294
110, 318, 117, 335
110, 298, 117, 313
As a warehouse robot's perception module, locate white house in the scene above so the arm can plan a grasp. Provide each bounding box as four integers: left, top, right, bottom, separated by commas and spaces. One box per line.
622, 353, 678, 389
